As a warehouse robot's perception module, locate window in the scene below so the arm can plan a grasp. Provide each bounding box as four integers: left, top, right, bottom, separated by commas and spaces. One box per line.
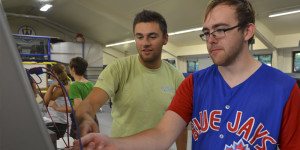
253, 54, 272, 66
187, 61, 199, 73
163, 59, 176, 67
293, 51, 300, 73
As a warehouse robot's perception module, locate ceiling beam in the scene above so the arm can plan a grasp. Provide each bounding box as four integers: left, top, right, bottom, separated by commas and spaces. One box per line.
103, 51, 118, 59
254, 20, 276, 50
162, 49, 176, 57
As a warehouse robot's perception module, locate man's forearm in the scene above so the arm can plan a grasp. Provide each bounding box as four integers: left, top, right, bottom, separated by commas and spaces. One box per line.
44, 85, 55, 104
76, 87, 109, 122
74, 111, 187, 150
113, 128, 172, 150
76, 99, 97, 123
176, 126, 188, 150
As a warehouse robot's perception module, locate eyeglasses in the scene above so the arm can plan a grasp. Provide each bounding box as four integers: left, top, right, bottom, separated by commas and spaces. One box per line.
199, 24, 241, 41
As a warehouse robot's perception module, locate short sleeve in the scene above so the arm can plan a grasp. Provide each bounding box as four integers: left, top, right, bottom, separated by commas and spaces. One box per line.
94, 62, 122, 98
278, 83, 300, 149
168, 74, 194, 124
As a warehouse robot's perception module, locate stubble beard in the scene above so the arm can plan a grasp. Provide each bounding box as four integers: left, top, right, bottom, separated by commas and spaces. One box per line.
138, 44, 162, 64
210, 40, 244, 66
139, 51, 161, 63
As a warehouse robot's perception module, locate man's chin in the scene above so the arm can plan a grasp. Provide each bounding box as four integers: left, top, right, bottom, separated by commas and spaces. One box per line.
141, 57, 157, 63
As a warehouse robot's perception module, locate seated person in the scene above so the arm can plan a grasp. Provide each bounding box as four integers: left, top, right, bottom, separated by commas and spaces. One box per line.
43, 63, 70, 139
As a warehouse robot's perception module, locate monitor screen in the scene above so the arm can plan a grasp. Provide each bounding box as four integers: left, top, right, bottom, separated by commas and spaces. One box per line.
0, 3, 55, 150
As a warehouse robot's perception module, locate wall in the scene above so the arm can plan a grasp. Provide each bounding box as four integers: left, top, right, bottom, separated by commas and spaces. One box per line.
174, 43, 297, 73
277, 47, 300, 73
177, 56, 187, 73
102, 47, 126, 65
8, 17, 75, 41
197, 55, 213, 70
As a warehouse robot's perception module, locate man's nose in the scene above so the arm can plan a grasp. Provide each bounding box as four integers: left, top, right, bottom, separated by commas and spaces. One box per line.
142, 37, 150, 45
207, 34, 217, 44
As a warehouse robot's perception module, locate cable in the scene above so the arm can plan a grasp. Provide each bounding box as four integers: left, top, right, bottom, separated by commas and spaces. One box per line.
48, 73, 70, 147
29, 67, 83, 150
29, 70, 68, 146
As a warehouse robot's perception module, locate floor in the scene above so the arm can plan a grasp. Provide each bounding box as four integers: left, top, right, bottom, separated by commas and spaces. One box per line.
55, 103, 192, 149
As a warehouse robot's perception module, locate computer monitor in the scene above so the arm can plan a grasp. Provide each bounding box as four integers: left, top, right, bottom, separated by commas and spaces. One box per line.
0, 3, 54, 150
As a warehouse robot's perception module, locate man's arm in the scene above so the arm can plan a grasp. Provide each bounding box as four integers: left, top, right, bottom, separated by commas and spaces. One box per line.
75, 87, 109, 136
49, 97, 81, 113
73, 110, 187, 150
278, 83, 300, 149
44, 82, 61, 105
176, 126, 188, 150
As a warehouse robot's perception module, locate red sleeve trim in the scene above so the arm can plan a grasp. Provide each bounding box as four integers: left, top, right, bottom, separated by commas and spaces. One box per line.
278, 82, 300, 149
168, 74, 194, 124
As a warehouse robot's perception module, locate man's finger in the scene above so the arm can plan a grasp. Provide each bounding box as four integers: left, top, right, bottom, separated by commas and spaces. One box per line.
80, 133, 96, 146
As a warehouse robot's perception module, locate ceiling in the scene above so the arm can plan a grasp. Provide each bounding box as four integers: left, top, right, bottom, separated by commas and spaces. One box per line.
2, 0, 300, 55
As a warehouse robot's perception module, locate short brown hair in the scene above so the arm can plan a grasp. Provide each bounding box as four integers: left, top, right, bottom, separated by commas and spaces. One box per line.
69, 57, 88, 76
133, 10, 168, 36
204, 0, 255, 44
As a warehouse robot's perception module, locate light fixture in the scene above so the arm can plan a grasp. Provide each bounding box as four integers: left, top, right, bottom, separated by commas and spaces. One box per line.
269, 9, 300, 18
168, 27, 203, 36
106, 40, 135, 47
40, 4, 53, 12
105, 27, 203, 47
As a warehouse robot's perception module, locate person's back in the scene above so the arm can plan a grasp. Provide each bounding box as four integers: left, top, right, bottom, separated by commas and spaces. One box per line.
43, 63, 70, 139
44, 96, 70, 123
69, 81, 94, 106
68, 57, 94, 106
67, 57, 97, 139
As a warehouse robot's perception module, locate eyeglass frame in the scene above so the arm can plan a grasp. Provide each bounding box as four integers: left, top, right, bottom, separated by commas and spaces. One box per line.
199, 24, 242, 41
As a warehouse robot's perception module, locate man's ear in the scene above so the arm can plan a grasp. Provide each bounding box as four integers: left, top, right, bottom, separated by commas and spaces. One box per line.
163, 34, 169, 45
244, 23, 255, 42
70, 67, 75, 73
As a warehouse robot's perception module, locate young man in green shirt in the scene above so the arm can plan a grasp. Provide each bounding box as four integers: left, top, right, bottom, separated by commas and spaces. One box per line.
75, 10, 187, 149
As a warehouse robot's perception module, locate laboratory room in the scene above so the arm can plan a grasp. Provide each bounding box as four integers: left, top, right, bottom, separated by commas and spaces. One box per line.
0, 0, 299, 150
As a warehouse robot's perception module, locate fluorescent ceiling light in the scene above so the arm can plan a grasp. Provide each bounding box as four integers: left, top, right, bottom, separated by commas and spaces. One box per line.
269, 9, 300, 18
106, 40, 135, 47
40, 4, 52, 12
169, 27, 203, 36
105, 27, 203, 47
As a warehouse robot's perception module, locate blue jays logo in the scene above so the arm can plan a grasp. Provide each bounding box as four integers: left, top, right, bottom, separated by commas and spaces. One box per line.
225, 139, 249, 150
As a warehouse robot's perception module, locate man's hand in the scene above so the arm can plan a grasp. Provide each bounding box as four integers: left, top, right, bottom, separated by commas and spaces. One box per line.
78, 114, 100, 137
50, 81, 60, 88
72, 133, 119, 150
49, 101, 58, 110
